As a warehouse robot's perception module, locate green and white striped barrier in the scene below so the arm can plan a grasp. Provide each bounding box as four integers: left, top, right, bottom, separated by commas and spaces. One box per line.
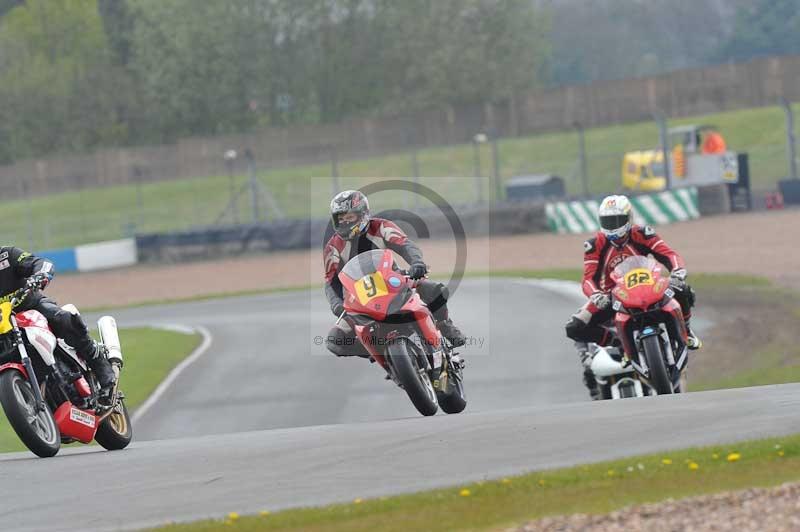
545, 187, 700, 234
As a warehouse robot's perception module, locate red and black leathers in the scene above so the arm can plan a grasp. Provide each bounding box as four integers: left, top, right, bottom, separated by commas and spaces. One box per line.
323, 218, 451, 356
566, 225, 695, 345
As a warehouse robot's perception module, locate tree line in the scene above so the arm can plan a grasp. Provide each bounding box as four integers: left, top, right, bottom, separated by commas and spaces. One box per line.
0, 0, 547, 163
0, 0, 796, 163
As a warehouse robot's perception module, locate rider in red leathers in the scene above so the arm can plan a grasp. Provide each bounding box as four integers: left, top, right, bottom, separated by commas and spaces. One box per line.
323, 190, 466, 358
565, 195, 700, 399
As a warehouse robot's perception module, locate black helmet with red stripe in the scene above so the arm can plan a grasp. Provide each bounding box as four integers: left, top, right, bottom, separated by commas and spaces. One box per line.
330, 190, 370, 240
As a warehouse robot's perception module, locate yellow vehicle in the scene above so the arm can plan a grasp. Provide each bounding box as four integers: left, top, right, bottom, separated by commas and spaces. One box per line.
621, 125, 735, 191
621, 150, 667, 191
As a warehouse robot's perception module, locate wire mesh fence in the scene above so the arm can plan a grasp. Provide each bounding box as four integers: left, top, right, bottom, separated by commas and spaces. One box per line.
1, 126, 795, 251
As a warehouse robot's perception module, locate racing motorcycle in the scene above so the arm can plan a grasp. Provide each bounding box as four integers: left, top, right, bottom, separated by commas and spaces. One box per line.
609, 255, 689, 395
0, 285, 132, 457
338, 249, 466, 416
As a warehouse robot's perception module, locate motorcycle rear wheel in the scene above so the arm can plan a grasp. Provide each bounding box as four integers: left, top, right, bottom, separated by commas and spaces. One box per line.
388, 341, 438, 416
0, 370, 60, 457
95, 397, 133, 451
642, 335, 672, 395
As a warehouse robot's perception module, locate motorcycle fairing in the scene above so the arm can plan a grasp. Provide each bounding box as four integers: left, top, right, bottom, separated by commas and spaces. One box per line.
615, 297, 687, 361
17, 310, 57, 367
400, 293, 441, 350
57, 340, 88, 371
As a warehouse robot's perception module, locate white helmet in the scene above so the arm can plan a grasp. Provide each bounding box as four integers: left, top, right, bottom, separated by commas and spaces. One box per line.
598, 195, 633, 243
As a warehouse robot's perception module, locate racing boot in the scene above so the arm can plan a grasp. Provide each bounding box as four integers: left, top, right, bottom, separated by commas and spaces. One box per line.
437, 318, 466, 347
88, 343, 116, 392
685, 320, 702, 350
576, 342, 601, 401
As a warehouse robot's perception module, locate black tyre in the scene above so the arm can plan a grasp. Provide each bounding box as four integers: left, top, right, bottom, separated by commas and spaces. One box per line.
599, 382, 613, 400
94, 398, 132, 451
387, 341, 438, 416
436, 368, 467, 413
642, 335, 672, 395
0, 370, 60, 457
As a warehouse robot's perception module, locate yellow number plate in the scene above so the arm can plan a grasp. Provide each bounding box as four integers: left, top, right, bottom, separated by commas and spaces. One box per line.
354, 273, 388, 305
0, 302, 12, 334
624, 268, 654, 289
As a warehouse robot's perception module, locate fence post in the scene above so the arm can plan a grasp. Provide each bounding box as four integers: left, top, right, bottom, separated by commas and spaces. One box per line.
224, 149, 239, 223
330, 144, 340, 195
245, 149, 260, 222
779, 97, 798, 179
472, 134, 485, 204
490, 130, 502, 202
652, 111, 673, 190
411, 148, 420, 209
574, 122, 589, 197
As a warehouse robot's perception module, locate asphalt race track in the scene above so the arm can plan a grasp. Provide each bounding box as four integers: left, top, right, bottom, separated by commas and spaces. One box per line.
1, 279, 798, 531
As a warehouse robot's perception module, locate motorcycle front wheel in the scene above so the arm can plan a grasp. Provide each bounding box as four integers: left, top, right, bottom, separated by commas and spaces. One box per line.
0, 370, 60, 457
642, 335, 672, 395
387, 340, 438, 416
436, 366, 467, 414
95, 397, 133, 451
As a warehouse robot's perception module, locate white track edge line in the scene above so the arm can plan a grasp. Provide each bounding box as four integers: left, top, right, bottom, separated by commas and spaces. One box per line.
131, 325, 213, 424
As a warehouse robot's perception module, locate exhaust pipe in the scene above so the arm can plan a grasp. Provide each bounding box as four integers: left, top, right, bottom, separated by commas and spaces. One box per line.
97, 316, 123, 366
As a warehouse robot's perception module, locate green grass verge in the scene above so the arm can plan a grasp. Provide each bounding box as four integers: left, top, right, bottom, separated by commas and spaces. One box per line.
0, 326, 201, 453
148, 433, 800, 532
691, 365, 800, 391
6, 102, 797, 250
82, 284, 318, 314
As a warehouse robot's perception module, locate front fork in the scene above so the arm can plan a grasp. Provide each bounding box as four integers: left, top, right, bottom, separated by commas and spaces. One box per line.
11, 316, 46, 412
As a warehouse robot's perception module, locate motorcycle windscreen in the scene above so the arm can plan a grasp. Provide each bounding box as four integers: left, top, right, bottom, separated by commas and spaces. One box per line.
611, 256, 662, 285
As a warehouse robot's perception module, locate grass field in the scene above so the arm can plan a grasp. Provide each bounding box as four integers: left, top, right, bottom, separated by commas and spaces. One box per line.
148, 432, 800, 532
0, 326, 201, 453
6, 103, 798, 250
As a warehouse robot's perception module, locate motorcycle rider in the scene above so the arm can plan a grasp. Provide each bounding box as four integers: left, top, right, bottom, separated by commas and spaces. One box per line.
564, 195, 701, 399
323, 190, 466, 358
0, 246, 116, 392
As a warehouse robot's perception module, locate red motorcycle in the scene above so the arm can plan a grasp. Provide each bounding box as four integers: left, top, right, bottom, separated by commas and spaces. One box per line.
609, 256, 689, 395
0, 285, 132, 457
338, 249, 466, 416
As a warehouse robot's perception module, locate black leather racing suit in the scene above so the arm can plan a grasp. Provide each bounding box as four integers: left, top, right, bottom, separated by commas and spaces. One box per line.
0, 247, 96, 357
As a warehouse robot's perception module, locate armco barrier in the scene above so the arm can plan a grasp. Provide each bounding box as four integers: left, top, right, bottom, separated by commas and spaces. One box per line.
39, 238, 137, 273
545, 188, 700, 234
134, 202, 552, 264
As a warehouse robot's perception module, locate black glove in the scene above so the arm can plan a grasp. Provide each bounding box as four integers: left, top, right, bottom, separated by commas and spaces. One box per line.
27, 273, 52, 291
332, 301, 345, 317
409, 261, 428, 280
